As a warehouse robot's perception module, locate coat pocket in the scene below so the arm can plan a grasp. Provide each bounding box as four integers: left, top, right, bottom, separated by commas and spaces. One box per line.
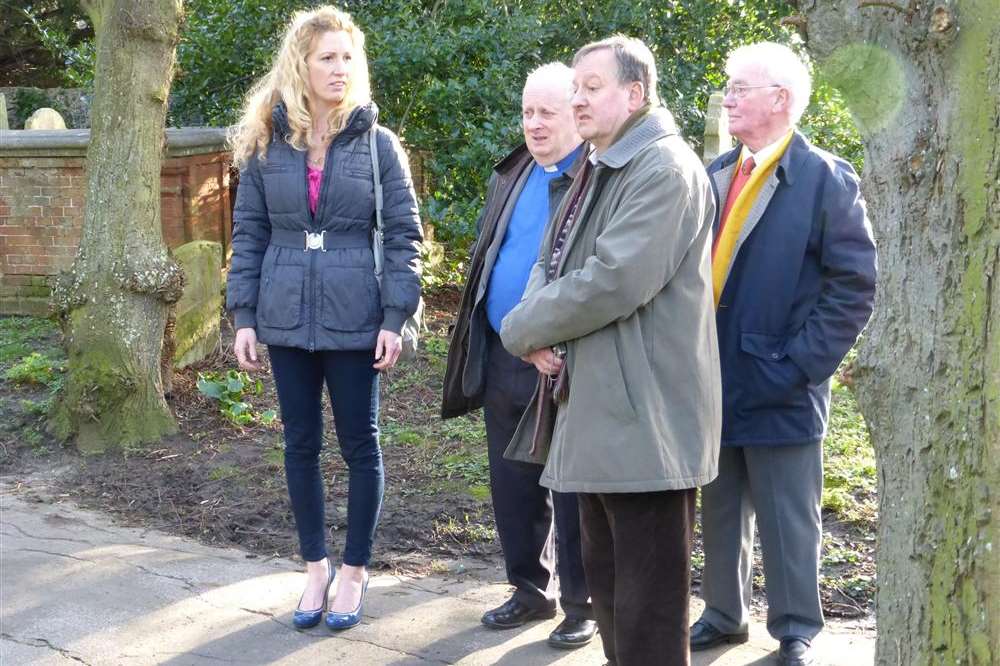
570, 333, 636, 425
739, 332, 808, 408
257, 264, 305, 329
260, 165, 299, 213
319, 266, 380, 332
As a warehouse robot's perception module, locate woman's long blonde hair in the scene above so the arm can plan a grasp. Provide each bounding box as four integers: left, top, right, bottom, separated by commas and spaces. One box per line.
229, 5, 372, 169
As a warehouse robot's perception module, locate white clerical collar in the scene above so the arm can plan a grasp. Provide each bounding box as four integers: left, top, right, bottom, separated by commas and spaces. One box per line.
740, 129, 793, 166
542, 164, 558, 173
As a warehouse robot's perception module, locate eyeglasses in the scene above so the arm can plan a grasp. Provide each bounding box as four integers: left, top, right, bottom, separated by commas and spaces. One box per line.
723, 83, 781, 98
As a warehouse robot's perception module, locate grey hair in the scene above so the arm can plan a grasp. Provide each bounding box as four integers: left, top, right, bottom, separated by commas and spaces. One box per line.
725, 42, 812, 124
573, 35, 659, 106
524, 62, 575, 101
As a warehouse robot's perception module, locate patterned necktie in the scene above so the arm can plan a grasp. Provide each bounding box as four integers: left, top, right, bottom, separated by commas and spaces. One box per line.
712, 156, 756, 258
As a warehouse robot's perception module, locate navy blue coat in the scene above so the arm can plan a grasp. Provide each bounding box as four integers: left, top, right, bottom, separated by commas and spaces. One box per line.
707, 132, 877, 447
225, 102, 422, 352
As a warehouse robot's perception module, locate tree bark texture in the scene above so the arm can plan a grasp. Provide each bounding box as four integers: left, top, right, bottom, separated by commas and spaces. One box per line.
792, 2, 998, 663
52, 0, 184, 452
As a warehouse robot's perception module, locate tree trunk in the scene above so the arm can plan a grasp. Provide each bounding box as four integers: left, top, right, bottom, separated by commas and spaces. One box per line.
51, 0, 184, 452
792, 2, 999, 663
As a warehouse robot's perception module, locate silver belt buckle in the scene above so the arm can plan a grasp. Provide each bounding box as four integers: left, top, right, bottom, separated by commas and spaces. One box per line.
304, 231, 326, 252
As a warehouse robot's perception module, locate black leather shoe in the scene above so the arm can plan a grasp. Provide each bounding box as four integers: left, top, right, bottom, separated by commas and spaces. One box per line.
689, 619, 750, 651
481, 597, 557, 629
778, 637, 813, 665
547, 616, 598, 649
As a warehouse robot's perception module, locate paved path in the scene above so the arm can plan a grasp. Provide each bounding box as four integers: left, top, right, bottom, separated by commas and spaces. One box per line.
0, 485, 874, 665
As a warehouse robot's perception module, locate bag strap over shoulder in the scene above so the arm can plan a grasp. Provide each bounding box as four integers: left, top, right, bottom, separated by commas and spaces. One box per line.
368, 124, 422, 356
369, 127, 385, 283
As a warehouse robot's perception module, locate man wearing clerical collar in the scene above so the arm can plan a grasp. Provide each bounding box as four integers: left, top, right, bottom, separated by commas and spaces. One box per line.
442, 62, 596, 650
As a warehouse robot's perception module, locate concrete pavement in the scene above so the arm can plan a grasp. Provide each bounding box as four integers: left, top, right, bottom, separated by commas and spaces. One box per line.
0, 483, 874, 665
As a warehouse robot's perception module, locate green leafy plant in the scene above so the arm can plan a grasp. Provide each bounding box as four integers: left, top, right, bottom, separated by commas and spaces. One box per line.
3, 352, 63, 387
801, 80, 864, 173
440, 449, 490, 487
20, 7, 95, 88
822, 544, 862, 566
196, 369, 277, 426
20, 397, 53, 417
822, 379, 876, 523
1, 1, 92, 88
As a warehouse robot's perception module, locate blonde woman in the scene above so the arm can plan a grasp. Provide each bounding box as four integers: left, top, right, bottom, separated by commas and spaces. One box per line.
226, 6, 422, 631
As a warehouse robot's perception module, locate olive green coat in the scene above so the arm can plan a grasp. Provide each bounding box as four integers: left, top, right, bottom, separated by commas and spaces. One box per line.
500, 107, 721, 493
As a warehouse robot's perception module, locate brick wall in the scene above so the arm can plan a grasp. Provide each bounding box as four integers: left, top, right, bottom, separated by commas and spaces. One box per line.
0, 129, 232, 315
0, 156, 85, 313
160, 153, 232, 252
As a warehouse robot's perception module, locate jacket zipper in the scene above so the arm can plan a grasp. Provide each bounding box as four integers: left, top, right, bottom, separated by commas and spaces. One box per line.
305, 126, 365, 352
306, 137, 341, 352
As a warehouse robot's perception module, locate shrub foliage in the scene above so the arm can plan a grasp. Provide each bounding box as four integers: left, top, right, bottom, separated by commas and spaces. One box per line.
22, 1, 862, 254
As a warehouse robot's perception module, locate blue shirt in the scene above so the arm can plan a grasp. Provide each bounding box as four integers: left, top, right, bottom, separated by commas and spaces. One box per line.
486, 145, 582, 332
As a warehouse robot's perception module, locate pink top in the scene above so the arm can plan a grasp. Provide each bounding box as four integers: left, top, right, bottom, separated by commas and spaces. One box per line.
307, 166, 323, 214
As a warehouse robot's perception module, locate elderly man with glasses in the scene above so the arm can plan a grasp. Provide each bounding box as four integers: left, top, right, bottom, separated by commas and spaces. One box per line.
689, 42, 877, 666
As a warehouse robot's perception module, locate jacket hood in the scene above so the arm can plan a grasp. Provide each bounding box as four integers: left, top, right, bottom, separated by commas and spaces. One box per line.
271, 101, 379, 140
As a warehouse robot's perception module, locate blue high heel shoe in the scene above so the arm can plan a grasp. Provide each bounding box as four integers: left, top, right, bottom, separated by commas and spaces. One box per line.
325, 571, 369, 630
292, 558, 335, 629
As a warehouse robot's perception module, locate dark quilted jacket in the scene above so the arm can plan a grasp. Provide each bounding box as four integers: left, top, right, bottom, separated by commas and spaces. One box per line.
226, 102, 422, 351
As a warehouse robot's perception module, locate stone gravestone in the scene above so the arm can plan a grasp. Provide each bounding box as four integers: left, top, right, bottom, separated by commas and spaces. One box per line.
0, 93, 8, 130
702, 91, 733, 165
25, 108, 67, 130
171, 240, 223, 368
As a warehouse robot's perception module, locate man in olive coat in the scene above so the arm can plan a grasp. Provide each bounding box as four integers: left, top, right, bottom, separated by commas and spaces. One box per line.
441, 63, 596, 649
501, 37, 721, 665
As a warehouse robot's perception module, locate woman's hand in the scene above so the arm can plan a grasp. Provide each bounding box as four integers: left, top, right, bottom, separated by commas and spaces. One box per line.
234, 327, 262, 370
373, 329, 403, 371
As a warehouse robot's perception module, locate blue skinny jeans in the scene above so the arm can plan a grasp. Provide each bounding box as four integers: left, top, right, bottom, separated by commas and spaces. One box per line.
268, 345, 383, 565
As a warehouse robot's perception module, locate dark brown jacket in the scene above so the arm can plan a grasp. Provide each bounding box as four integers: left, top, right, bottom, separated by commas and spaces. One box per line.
441, 143, 585, 418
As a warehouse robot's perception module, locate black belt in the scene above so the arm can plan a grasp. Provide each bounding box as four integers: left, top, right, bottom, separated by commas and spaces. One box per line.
269, 228, 371, 251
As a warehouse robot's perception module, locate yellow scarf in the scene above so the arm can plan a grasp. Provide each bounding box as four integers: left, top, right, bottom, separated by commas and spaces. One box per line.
712, 131, 794, 306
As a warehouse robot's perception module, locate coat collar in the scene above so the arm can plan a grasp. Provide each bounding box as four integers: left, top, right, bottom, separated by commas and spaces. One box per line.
564, 142, 590, 179
714, 130, 812, 186
271, 101, 378, 140
493, 143, 533, 176
596, 106, 679, 169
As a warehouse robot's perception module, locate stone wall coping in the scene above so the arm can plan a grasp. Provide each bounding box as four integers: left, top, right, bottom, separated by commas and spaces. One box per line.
0, 127, 230, 158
